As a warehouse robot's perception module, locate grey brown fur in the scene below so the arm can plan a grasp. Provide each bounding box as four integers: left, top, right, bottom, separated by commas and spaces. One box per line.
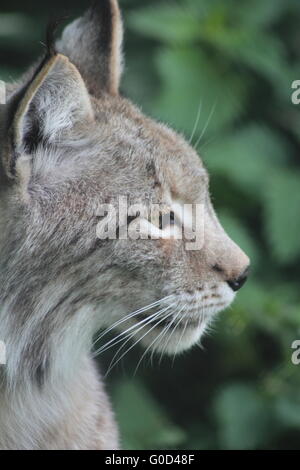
0, 0, 249, 449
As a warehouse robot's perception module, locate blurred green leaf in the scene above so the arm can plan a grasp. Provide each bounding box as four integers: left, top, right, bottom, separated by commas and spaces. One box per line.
202, 29, 287, 88
233, 0, 288, 28
204, 125, 288, 196
0, 13, 40, 40
129, 5, 201, 44
113, 379, 186, 449
214, 383, 272, 449
263, 170, 300, 264
152, 47, 248, 135
275, 394, 300, 429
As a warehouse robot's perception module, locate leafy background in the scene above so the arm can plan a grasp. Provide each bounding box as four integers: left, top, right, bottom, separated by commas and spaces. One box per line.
1, 0, 300, 449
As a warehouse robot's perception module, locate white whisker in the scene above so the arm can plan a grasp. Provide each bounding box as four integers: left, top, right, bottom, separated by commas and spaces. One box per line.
189, 100, 202, 144
104, 307, 177, 376
172, 317, 189, 366
158, 305, 185, 364
93, 302, 175, 357
194, 100, 217, 150
134, 305, 183, 375
92, 295, 173, 349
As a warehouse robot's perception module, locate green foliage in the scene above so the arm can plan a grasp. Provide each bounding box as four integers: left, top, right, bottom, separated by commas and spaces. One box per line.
128, 5, 201, 44
1, 0, 300, 450
214, 383, 272, 449
264, 170, 300, 263
204, 125, 288, 196
113, 379, 186, 449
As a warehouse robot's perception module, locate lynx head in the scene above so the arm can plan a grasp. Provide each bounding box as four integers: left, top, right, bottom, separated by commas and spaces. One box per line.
0, 0, 249, 380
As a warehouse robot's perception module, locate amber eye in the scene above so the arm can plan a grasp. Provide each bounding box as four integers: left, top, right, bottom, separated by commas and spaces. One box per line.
159, 211, 175, 229
127, 215, 137, 225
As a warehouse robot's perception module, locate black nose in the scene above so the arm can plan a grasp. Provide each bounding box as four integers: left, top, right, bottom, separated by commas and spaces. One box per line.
227, 268, 249, 292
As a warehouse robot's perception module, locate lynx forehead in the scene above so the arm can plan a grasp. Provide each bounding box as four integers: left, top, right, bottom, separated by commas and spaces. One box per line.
0, 0, 249, 450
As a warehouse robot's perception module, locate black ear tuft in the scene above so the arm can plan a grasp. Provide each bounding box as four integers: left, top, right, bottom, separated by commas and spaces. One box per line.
57, 0, 123, 97
4, 18, 63, 158
4, 53, 93, 179
45, 16, 68, 58
3, 16, 94, 179
89, 0, 114, 53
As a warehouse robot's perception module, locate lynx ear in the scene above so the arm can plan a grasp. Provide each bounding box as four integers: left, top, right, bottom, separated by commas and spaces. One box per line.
56, 0, 123, 97
4, 53, 93, 178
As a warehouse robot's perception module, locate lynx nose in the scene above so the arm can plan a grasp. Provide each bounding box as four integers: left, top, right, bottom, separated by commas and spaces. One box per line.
227, 267, 249, 292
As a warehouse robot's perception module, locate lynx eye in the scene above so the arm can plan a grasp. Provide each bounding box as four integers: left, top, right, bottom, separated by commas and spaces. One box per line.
127, 215, 137, 225
159, 211, 175, 230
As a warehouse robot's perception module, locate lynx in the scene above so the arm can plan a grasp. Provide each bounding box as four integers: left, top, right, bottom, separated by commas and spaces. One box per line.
0, 0, 249, 449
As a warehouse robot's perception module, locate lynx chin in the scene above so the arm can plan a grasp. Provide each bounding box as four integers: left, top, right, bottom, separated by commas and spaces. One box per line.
0, 0, 249, 450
